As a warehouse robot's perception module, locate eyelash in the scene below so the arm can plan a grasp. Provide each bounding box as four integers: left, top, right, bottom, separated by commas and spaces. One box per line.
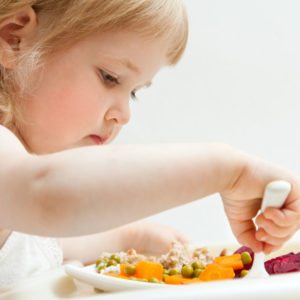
99, 69, 138, 101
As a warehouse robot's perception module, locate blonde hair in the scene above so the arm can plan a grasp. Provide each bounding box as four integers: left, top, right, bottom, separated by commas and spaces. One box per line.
0, 0, 188, 126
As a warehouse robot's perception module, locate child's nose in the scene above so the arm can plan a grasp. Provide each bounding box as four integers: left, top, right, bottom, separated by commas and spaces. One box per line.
104, 96, 131, 125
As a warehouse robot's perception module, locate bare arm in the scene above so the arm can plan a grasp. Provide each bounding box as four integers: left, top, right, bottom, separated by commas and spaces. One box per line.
0, 126, 241, 236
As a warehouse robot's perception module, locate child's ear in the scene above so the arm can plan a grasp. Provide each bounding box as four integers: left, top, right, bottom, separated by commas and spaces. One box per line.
0, 6, 37, 69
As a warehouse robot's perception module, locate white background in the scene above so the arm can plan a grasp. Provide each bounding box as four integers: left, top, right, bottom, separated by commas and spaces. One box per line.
114, 0, 300, 245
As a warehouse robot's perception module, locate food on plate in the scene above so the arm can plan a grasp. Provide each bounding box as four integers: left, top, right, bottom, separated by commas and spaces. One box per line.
233, 246, 254, 278
265, 252, 300, 274
95, 242, 241, 284
94, 242, 300, 285
234, 246, 300, 277
97, 241, 214, 268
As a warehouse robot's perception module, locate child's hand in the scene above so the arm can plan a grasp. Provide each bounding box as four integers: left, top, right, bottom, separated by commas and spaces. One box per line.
60, 221, 191, 265
122, 221, 191, 254
221, 153, 300, 254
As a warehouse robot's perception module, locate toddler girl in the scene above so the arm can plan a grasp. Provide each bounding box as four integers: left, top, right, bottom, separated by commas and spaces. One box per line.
0, 0, 300, 289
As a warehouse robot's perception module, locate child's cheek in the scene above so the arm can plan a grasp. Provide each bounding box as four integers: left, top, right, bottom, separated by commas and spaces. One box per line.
25, 79, 103, 153
51, 85, 103, 135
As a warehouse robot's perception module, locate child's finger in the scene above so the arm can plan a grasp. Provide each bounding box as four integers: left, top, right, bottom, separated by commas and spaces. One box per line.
263, 243, 281, 255
230, 219, 263, 252
176, 235, 192, 244
237, 233, 263, 253
263, 207, 300, 227
173, 230, 192, 245
255, 228, 293, 246
255, 216, 297, 238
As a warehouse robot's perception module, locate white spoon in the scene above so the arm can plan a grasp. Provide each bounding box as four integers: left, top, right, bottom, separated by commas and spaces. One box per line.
245, 180, 291, 279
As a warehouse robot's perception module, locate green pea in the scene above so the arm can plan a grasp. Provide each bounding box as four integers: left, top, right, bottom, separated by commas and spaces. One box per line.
148, 277, 160, 283
97, 265, 106, 273
124, 265, 136, 275
95, 259, 102, 267
168, 267, 181, 276
96, 258, 108, 268
181, 265, 194, 278
193, 268, 203, 278
110, 254, 121, 264
192, 260, 205, 270
128, 276, 137, 281
137, 278, 148, 282
163, 269, 169, 275
240, 269, 249, 277
107, 259, 118, 267
241, 252, 252, 265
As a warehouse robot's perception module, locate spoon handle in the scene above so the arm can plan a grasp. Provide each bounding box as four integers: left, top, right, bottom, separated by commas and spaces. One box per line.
260, 180, 291, 213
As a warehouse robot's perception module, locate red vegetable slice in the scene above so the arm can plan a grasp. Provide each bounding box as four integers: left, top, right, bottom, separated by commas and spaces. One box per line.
265, 252, 300, 274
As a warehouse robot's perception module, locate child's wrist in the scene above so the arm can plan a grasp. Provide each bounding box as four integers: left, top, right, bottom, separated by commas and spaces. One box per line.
118, 222, 139, 252
212, 143, 248, 195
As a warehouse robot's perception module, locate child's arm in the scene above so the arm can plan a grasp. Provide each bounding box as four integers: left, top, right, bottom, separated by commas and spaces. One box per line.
0, 128, 242, 236
1, 125, 299, 253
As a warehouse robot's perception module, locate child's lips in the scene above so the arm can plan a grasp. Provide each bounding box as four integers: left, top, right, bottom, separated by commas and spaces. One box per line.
89, 135, 108, 145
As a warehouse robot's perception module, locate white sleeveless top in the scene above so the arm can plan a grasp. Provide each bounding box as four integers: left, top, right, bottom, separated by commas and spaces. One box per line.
0, 231, 63, 289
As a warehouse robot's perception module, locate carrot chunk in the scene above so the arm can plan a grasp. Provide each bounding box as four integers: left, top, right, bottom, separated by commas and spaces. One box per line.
135, 260, 163, 281
214, 253, 244, 270
164, 275, 202, 285
199, 264, 235, 281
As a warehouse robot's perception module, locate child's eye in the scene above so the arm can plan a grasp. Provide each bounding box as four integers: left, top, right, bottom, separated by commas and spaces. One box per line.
99, 69, 138, 101
99, 69, 119, 85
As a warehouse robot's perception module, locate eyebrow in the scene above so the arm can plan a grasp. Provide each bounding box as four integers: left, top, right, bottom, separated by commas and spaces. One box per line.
119, 57, 140, 74
118, 58, 153, 87
100, 53, 152, 87
101, 53, 141, 74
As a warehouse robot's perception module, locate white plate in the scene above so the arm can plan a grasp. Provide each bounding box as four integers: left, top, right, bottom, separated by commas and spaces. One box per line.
98, 271, 300, 300
64, 242, 300, 296
64, 264, 168, 292
65, 263, 300, 299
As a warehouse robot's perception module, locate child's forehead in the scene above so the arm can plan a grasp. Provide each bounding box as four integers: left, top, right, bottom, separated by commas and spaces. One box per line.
76, 30, 170, 65
86, 29, 168, 47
